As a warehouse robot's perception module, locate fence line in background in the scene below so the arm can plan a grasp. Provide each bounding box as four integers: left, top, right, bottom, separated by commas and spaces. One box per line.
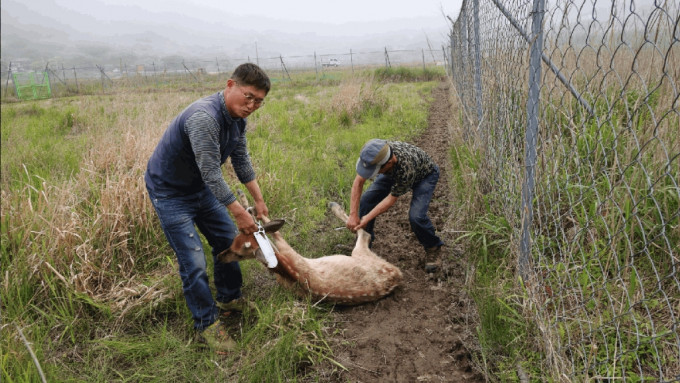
1, 47, 448, 100
450, 0, 679, 381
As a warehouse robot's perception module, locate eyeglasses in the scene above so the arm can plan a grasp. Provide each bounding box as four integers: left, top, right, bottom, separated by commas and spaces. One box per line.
240, 89, 265, 107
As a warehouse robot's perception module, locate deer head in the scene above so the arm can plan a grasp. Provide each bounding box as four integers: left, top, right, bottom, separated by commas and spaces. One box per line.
217, 219, 286, 265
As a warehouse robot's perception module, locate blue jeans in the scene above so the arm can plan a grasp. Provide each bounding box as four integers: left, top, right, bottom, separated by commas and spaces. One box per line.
360, 166, 444, 249
147, 186, 241, 330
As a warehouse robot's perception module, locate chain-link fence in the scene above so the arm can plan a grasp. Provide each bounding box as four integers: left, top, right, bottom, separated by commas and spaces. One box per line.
449, 0, 679, 381
1, 47, 448, 100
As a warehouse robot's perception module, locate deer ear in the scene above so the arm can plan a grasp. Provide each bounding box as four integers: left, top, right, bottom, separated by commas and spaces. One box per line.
217, 248, 233, 264
263, 219, 285, 232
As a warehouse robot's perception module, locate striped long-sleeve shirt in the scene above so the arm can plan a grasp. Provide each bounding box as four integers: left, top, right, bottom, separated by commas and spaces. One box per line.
145, 91, 256, 206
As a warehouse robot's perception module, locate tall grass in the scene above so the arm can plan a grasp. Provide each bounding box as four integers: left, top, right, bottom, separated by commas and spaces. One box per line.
1, 69, 438, 381
450, 32, 679, 380
373, 66, 446, 82
529, 82, 680, 380
0, 103, 84, 189
446, 89, 547, 380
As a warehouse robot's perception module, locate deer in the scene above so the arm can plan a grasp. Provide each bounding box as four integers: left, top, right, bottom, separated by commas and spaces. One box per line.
217, 191, 403, 305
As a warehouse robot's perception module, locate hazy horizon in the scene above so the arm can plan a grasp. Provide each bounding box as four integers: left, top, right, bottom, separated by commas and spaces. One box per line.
1, 0, 462, 68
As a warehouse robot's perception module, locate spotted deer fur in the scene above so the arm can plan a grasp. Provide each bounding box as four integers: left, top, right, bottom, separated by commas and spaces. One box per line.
218, 198, 402, 305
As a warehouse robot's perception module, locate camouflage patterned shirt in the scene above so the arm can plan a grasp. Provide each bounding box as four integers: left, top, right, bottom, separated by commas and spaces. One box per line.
384, 141, 437, 197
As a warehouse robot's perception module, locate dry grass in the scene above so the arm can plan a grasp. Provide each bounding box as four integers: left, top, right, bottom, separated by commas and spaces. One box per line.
450, 2, 679, 380
1, 92, 206, 322
325, 74, 384, 124
2, 75, 444, 381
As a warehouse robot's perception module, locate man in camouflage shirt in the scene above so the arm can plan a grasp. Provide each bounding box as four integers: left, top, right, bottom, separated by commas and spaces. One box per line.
346, 139, 445, 272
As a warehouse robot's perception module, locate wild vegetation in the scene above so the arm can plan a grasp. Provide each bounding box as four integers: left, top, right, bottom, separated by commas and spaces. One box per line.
4, 52, 676, 381
448, 39, 679, 381
1, 67, 446, 381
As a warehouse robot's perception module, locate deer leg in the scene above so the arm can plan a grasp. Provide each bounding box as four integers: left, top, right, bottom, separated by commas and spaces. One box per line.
329, 202, 350, 224
328, 202, 372, 254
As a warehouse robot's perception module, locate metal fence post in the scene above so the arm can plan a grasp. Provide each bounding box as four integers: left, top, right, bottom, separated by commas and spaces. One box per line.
448, 0, 680, 379
4, 62, 11, 98
62, 64, 67, 91
519, 0, 545, 281
99, 65, 105, 93
460, 4, 470, 138
473, 0, 483, 131
72, 66, 79, 93
350, 49, 354, 74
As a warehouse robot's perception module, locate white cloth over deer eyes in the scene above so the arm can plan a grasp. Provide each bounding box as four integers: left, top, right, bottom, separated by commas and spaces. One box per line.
253, 221, 278, 268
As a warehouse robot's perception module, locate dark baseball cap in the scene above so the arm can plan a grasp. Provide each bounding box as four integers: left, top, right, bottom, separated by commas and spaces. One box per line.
356, 139, 391, 179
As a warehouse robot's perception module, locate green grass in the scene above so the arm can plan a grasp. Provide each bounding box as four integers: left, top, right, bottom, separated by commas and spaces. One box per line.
447, 123, 545, 379
446, 60, 679, 379
1, 70, 438, 382
373, 66, 447, 82
458, 208, 545, 381
0, 103, 86, 189
245, 74, 435, 246
532, 86, 679, 379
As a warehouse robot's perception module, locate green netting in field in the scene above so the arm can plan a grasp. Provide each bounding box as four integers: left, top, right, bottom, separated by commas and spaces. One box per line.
13, 71, 52, 100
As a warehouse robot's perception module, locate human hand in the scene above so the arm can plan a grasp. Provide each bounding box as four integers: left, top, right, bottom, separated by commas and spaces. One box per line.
234, 209, 258, 235
353, 218, 368, 231
346, 215, 360, 232
254, 200, 269, 221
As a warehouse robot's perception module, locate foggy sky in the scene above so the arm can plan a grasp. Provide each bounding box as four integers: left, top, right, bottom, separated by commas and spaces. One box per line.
1, 0, 461, 63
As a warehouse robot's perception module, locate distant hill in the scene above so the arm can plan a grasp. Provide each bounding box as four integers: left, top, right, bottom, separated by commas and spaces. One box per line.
1, 0, 451, 69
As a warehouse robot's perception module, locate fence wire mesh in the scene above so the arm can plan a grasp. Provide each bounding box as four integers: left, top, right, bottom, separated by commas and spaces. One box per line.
1, 48, 447, 99
449, 0, 679, 381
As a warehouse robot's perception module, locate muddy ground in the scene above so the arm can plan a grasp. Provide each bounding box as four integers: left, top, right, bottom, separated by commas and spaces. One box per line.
304, 81, 484, 382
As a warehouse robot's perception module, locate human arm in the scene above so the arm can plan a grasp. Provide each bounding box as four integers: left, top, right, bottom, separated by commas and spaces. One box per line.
225, 199, 259, 235
354, 194, 398, 231
184, 112, 258, 234
185, 112, 240, 205
347, 174, 398, 231
243, 179, 268, 220
229, 124, 269, 221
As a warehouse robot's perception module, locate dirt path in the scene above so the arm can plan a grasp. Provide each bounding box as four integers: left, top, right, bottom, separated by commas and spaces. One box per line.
309, 81, 483, 382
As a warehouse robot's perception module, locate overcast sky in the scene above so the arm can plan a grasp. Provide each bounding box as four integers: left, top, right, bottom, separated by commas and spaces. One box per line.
1, 0, 462, 62
63, 0, 459, 24
3, 0, 461, 32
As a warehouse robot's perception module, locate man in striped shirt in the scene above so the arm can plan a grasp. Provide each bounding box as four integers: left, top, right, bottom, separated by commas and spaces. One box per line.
145, 63, 270, 352
347, 139, 445, 273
